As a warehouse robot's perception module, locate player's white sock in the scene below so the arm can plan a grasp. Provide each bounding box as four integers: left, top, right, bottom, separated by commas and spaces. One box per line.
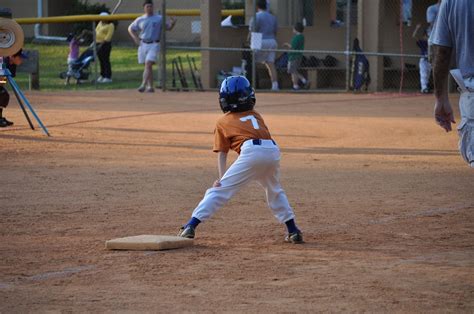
300, 78, 307, 84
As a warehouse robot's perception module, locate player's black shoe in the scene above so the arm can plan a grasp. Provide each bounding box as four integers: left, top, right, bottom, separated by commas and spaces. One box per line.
178, 226, 195, 239
0, 117, 13, 127
285, 231, 304, 244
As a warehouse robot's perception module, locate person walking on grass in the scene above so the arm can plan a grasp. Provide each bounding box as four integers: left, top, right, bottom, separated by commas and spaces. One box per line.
128, 0, 176, 93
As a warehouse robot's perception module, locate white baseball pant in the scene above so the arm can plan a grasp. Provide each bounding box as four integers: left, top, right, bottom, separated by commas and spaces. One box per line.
191, 139, 296, 224
458, 77, 474, 168
419, 57, 432, 91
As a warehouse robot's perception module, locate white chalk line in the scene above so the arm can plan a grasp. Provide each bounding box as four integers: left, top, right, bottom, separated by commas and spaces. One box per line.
318, 203, 473, 233
367, 204, 473, 225
0, 265, 96, 289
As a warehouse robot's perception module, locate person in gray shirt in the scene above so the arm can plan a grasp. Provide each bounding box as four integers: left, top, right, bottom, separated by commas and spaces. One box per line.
430, 0, 474, 167
128, 0, 176, 93
426, 0, 440, 37
249, 0, 279, 91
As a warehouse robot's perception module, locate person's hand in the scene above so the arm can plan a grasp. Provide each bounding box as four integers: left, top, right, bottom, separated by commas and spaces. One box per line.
169, 16, 177, 28
213, 179, 221, 188
283, 42, 290, 48
133, 38, 140, 46
434, 98, 456, 132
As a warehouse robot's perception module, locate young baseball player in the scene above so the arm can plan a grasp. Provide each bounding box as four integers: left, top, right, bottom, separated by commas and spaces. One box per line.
413, 24, 431, 93
283, 22, 309, 90
178, 75, 303, 244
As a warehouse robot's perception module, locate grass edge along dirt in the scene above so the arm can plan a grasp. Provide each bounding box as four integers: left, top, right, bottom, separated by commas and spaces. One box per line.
14, 43, 201, 91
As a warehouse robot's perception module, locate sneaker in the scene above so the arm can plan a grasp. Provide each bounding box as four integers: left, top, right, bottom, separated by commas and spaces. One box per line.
97, 76, 104, 83
292, 86, 301, 91
303, 80, 311, 89
100, 78, 112, 83
0, 117, 13, 127
4, 117, 13, 126
178, 226, 195, 239
330, 19, 344, 28
285, 231, 304, 244
271, 81, 279, 91
145, 87, 155, 93
421, 88, 430, 94
137, 85, 146, 93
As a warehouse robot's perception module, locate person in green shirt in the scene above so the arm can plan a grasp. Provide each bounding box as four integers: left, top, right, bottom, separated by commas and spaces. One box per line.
284, 22, 309, 90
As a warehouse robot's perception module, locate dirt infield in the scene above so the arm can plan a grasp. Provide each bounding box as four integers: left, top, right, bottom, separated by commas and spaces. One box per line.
1, 90, 473, 312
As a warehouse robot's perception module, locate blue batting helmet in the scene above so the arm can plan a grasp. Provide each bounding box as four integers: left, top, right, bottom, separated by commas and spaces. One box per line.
219, 76, 256, 113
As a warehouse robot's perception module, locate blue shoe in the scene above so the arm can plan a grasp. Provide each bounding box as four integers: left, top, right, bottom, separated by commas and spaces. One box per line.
178, 226, 195, 239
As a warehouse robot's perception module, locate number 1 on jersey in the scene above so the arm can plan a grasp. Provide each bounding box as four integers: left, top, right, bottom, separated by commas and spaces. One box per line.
240, 115, 260, 130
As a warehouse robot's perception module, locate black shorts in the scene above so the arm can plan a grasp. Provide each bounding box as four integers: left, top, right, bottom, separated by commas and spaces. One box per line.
0, 86, 10, 108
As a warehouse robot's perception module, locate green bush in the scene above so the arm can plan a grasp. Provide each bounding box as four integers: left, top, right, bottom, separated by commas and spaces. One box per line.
221, 0, 245, 26
66, 0, 112, 35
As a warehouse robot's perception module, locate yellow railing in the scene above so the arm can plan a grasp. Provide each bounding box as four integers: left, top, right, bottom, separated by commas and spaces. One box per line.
15, 9, 244, 25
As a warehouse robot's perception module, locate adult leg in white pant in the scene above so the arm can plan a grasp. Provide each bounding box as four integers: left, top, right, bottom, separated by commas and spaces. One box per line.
419, 57, 432, 93
458, 89, 474, 168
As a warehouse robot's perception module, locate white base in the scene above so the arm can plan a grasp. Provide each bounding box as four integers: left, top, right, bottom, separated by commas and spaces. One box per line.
106, 235, 193, 251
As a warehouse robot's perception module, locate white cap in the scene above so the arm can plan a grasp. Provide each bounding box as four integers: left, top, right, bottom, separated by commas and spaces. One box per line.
99, 12, 109, 16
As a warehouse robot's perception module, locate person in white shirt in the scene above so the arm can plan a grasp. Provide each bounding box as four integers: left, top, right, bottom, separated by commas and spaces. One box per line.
128, 0, 176, 93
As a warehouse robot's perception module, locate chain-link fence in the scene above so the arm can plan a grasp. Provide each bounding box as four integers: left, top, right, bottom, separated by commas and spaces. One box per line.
160, 0, 436, 93
12, 0, 437, 93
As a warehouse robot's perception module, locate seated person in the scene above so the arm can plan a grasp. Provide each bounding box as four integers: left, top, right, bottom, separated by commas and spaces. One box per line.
0, 49, 26, 127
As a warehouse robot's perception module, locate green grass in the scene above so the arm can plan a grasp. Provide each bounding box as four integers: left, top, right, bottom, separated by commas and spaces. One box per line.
14, 43, 201, 91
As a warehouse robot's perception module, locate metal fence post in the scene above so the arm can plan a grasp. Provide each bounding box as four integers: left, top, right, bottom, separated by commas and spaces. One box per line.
345, 0, 352, 91
251, 0, 256, 90
160, 0, 167, 91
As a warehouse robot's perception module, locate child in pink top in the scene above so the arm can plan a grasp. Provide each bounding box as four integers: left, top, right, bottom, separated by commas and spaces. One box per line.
65, 30, 87, 84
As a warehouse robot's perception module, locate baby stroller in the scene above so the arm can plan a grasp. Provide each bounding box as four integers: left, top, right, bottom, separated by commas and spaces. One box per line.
59, 47, 94, 84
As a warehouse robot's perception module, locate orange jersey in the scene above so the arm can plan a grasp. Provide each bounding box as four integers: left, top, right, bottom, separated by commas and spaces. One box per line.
213, 110, 272, 154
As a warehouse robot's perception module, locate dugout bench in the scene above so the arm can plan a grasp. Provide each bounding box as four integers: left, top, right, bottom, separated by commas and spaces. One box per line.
256, 65, 346, 90
301, 67, 346, 89
383, 67, 420, 90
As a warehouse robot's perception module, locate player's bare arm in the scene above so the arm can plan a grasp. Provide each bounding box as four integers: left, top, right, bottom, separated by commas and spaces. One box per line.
432, 44, 455, 132
412, 23, 422, 39
214, 151, 227, 187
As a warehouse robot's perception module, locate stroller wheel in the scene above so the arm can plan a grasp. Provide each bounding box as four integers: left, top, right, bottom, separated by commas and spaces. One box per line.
59, 72, 67, 79
73, 72, 81, 79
